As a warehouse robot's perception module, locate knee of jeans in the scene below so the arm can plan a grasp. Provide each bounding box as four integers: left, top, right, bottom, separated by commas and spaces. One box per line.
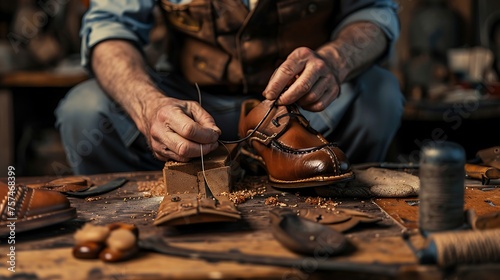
55, 79, 110, 131
358, 68, 404, 138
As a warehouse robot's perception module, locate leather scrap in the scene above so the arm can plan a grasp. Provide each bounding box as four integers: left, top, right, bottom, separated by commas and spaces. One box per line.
295, 208, 381, 232
477, 146, 500, 169
465, 163, 500, 185
270, 209, 349, 256
27, 177, 128, 197
28, 176, 93, 192
154, 193, 241, 226
374, 187, 500, 230
466, 209, 500, 230
65, 178, 128, 197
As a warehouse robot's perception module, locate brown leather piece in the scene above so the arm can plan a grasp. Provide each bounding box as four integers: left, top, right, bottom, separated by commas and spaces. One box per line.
154, 194, 241, 226
27, 176, 93, 192
0, 182, 76, 235
477, 146, 500, 169
374, 187, 500, 230
465, 163, 500, 184
467, 209, 500, 230
238, 99, 354, 188
296, 208, 381, 232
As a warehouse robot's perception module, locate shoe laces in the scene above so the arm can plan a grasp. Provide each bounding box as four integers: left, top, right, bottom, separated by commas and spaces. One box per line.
271, 111, 306, 127
219, 95, 283, 145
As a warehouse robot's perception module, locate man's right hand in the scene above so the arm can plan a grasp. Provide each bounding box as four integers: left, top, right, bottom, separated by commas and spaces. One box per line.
92, 40, 221, 163
143, 96, 221, 162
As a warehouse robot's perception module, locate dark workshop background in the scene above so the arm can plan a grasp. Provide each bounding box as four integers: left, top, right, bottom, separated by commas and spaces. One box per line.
0, 0, 499, 176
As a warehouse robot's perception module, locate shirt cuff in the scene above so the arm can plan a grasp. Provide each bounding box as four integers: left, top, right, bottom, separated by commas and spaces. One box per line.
332, 6, 400, 63
81, 21, 144, 71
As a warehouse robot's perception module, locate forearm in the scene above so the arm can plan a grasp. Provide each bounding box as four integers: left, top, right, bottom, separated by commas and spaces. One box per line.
91, 40, 163, 134
317, 21, 388, 83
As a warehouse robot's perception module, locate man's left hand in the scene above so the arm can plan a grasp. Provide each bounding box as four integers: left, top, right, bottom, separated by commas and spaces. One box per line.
262, 47, 341, 112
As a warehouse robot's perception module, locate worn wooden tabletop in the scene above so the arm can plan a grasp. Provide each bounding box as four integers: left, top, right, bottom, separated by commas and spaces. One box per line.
1, 171, 499, 279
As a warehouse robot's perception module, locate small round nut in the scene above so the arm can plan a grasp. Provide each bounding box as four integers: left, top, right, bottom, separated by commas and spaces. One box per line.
107, 222, 139, 237
99, 245, 139, 262
106, 229, 137, 252
72, 241, 105, 259
74, 223, 110, 243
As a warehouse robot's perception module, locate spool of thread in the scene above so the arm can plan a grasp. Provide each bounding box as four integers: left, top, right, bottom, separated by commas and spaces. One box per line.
419, 141, 465, 235
417, 229, 500, 267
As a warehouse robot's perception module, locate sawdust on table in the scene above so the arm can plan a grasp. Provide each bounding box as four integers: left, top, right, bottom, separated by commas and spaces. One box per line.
137, 180, 166, 197
305, 196, 339, 210
220, 185, 267, 205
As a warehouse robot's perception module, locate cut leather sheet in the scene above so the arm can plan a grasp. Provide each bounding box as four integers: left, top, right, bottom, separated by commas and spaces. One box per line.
28, 176, 93, 192
477, 146, 500, 169
291, 208, 381, 233
154, 193, 241, 226
465, 163, 500, 185
313, 167, 420, 198
27, 177, 128, 197
374, 187, 500, 230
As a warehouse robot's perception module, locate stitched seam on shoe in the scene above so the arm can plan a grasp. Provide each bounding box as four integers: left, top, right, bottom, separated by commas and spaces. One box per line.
4, 208, 74, 223
17, 187, 27, 219
323, 144, 340, 175
1, 187, 16, 220
249, 131, 278, 146
269, 141, 337, 155
0, 193, 8, 220
315, 134, 329, 145
5, 186, 27, 220
24, 189, 35, 218
12, 187, 25, 219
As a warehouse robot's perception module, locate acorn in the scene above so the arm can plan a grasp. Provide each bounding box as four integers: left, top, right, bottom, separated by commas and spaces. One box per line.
72, 223, 110, 259
99, 228, 139, 262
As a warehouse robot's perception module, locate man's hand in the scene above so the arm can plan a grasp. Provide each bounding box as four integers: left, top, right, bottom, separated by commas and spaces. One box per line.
263, 22, 388, 112
92, 40, 221, 163
144, 96, 221, 162
263, 47, 340, 112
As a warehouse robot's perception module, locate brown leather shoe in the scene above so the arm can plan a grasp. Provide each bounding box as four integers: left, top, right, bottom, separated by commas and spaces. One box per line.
0, 182, 76, 235
238, 99, 354, 188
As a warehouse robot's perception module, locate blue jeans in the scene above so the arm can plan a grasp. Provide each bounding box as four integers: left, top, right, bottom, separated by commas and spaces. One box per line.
55, 66, 404, 175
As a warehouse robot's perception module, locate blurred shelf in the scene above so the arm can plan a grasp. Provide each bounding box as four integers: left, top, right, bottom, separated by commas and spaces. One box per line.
403, 98, 500, 121
0, 70, 88, 88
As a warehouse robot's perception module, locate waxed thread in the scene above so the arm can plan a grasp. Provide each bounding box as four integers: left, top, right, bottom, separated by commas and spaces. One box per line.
429, 229, 500, 267
194, 83, 213, 196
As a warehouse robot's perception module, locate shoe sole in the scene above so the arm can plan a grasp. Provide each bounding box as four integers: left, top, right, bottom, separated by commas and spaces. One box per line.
240, 146, 354, 189
0, 207, 77, 236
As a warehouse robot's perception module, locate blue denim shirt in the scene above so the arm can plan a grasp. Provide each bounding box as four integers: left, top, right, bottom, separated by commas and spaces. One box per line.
80, 0, 400, 71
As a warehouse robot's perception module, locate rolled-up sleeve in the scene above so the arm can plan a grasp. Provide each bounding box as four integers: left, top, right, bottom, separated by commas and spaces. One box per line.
80, 0, 156, 71
332, 0, 400, 62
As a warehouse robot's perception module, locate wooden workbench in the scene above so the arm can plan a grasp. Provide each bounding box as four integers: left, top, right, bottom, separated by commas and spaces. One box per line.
1, 171, 499, 279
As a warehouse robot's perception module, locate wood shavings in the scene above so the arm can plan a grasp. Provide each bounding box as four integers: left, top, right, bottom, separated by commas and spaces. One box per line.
305, 196, 338, 209
265, 196, 279, 206
220, 186, 266, 205
85, 197, 102, 202
137, 180, 165, 197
